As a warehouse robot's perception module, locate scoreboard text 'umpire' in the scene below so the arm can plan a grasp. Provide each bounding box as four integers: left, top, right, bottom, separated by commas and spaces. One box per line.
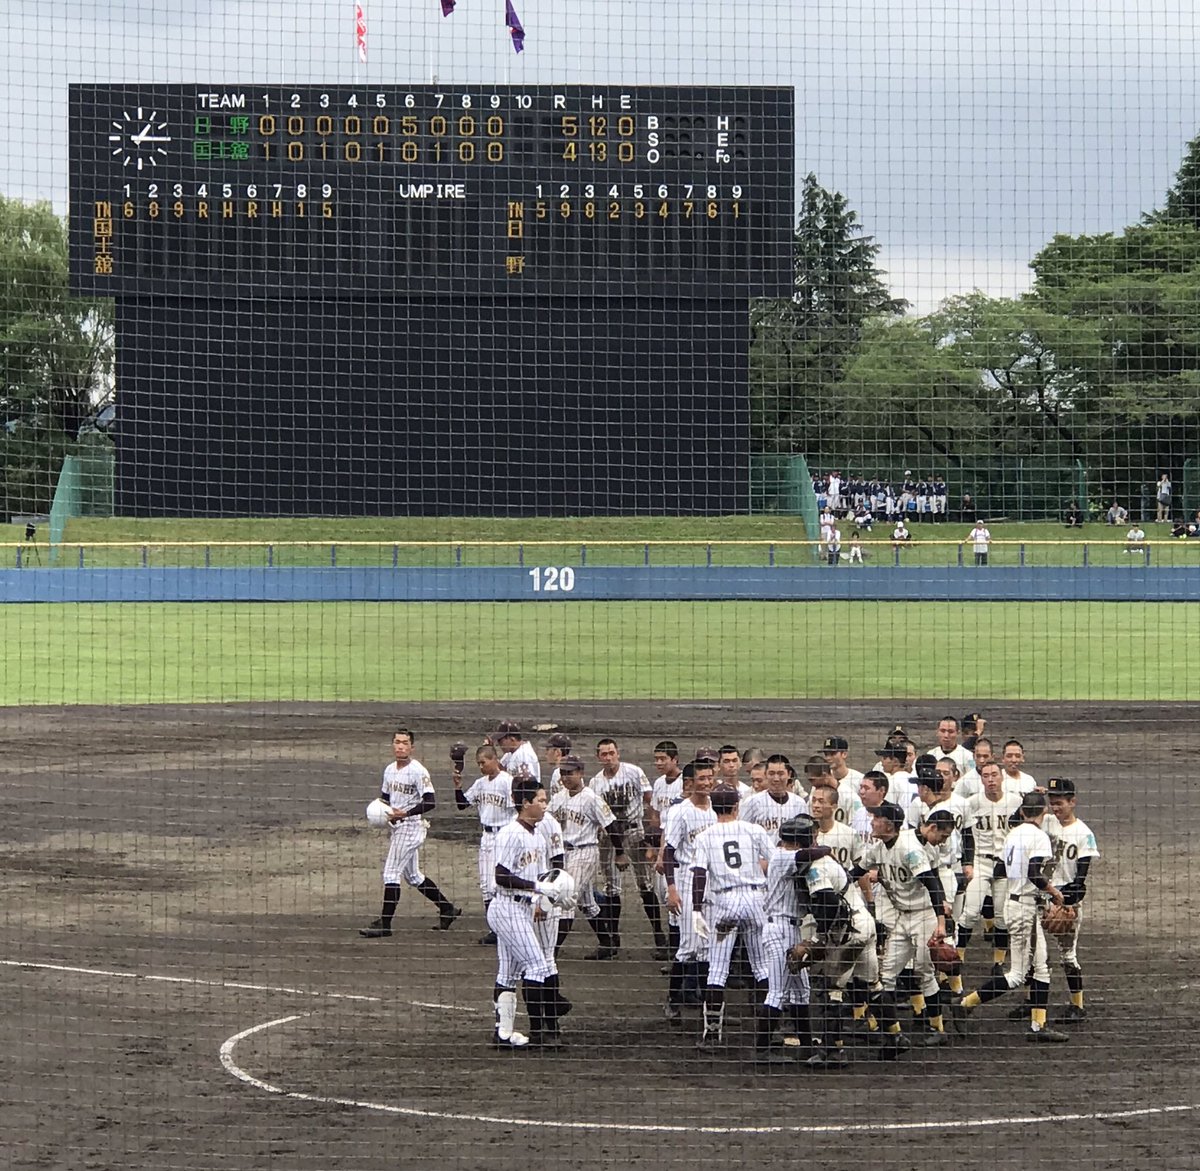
70, 86, 795, 299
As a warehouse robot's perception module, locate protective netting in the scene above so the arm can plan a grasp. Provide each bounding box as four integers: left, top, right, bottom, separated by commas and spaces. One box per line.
2, 3, 1199, 1170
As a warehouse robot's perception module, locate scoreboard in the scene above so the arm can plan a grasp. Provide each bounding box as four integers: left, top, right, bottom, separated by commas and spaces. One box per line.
68, 85, 795, 517
70, 85, 794, 300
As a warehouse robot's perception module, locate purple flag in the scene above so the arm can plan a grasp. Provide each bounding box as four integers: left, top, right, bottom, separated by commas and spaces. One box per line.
440, 0, 455, 15
505, 0, 525, 51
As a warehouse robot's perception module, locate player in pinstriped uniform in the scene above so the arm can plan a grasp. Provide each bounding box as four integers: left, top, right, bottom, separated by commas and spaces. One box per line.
739, 753, 809, 841
1045, 777, 1100, 1024
848, 801, 950, 1059
359, 727, 462, 938
590, 738, 661, 957
543, 731, 572, 797
548, 754, 627, 957
488, 775, 569, 1050
661, 760, 717, 1022
954, 791, 1070, 1043
453, 744, 514, 945
647, 740, 684, 960
494, 720, 542, 784
690, 785, 773, 1050
957, 760, 1020, 970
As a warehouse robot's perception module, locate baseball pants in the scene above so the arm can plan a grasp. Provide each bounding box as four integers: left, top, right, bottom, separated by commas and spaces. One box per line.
960, 862, 1008, 931
562, 843, 601, 920
879, 905, 939, 997
477, 832, 498, 902
673, 870, 708, 961
1004, 896, 1049, 986
816, 908, 878, 990
703, 889, 768, 987
599, 836, 652, 897
488, 895, 557, 987
381, 822, 427, 886
762, 915, 810, 1009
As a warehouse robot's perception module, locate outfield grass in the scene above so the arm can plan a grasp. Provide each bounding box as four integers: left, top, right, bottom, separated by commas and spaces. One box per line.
2, 600, 1193, 705
3, 515, 1198, 568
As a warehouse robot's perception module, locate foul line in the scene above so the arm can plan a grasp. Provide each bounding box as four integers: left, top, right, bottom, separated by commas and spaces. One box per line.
220, 1013, 1200, 1136
0, 958, 477, 1012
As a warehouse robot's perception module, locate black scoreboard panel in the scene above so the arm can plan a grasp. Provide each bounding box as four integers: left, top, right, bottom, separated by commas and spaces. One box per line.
114, 297, 750, 516
71, 85, 794, 299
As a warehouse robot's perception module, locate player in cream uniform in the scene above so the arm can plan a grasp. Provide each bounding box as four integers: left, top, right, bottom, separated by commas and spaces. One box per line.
662, 760, 718, 1021
905, 759, 969, 921
1045, 777, 1100, 1024
808, 785, 865, 874
956, 760, 1020, 968
954, 792, 1070, 1043
739, 753, 808, 842
494, 720, 542, 783
875, 743, 916, 806
690, 786, 774, 1049
453, 745, 514, 942
1001, 740, 1037, 794
928, 717, 973, 777
848, 802, 950, 1057
360, 728, 461, 938
590, 738, 658, 955
548, 754, 627, 958
821, 736, 865, 826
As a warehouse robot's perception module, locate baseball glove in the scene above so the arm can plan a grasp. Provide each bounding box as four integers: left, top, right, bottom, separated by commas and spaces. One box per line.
928, 939, 961, 975
1041, 903, 1078, 935
786, 940, 825, 973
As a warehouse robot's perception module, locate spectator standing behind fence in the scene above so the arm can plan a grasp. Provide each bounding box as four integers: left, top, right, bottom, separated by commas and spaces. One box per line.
959, 492, 976, 523
1156, 474, 1172, 522
968, 521, 992, 566
1105, 501, 1128, 526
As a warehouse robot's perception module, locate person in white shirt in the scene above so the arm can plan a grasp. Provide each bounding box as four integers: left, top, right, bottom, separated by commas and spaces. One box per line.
874, 742, 915, 806
1125, 524, 1146, 553
1001, 739, 1037, 794
493, 720, 542, 783
968, 521, 991, 566
453, 744, 515, 944
927, 716, 973, 777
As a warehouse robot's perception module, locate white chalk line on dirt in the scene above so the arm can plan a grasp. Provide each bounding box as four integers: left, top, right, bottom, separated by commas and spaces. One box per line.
0, 958, 477, 1012
220, 1013, 1200, 1136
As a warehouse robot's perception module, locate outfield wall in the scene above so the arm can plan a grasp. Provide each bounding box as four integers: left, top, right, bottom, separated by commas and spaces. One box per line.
2, 566, 1199, 603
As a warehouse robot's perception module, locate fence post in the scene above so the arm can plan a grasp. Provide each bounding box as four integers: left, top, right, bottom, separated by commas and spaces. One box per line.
1019, 543, 1025, 567
393, 545, 399, 569
1082, 543, 1089, 568
518, 544, 524, 567
1145, 545, 1152, 567
141, 545, 148, 568
706, 544, 713, 567
78, 546, 85, 568
204, 545, 211, 568
894, 545, 900, 568
643, 544, 649, 566
15, 547, 22, 569
330, 544, 337, 567
580, 545, 587, 566
454, 545, 462, 567
768, 543, 775, 567
267, 544, 274, 568
957, 543, 963, 568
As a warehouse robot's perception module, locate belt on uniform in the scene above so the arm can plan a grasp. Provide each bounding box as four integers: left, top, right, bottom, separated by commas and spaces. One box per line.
503, 892, 532, 904
980, 853, 998, 861
767, 915, 797, 926
714, 885, 760, 895
564, 842, 595, 851
482, 826, 501, 834
1009, 894, 1038, 903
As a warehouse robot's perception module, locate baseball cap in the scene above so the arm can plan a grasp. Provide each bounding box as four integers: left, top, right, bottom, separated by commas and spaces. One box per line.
695, 745, 719, 763
914, 760, 941, 781
962, 712, 984, 731
545, 732, 572, 750
1019, 792, 1048, 816
924, 809, 956, 830
822, 736, 849, 752
494, 720, 521, 738
709, 785, 741, 814
1046, 777, 1076, 798
557, 754, 585, 773
778, 815, 817, 844
871, 801, 906, 829
876, 743, 906, 759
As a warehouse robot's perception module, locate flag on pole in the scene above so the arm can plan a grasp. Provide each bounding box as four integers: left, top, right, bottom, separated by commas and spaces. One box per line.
505, 0, 525, 52
355, 2, 368, 63
440, 0, 455, 15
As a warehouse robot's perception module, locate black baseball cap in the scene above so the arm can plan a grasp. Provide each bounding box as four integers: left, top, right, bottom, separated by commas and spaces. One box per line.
876, 743, 906, 759
778, 815, 817, 844
695, 745, 719, 763
924, 809, 956, 830
915, 761, 942, 782
1019, 792, 1048, 816
494, 720, 522, 738
709, 785, 740, 814
822, 736, 849, 752
545, 732, 572, 749
871, 802, 906, 829
557, 754, 585, 773
1046, 777, 1076, 798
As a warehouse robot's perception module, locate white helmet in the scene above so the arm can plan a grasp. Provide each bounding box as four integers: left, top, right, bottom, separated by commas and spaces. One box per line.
536, 868, 577, 907
365, 798, 393, 828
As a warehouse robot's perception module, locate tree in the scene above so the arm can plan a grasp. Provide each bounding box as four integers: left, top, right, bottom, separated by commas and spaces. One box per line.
0, 193, 112, 513
749, 173, 906, 452
1147, 133, 1200, 229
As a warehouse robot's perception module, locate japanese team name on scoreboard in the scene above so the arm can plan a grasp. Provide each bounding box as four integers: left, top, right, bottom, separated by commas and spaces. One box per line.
69, 85, 795, 299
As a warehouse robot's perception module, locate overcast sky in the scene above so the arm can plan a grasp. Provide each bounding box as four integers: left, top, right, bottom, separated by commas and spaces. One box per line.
5, 0, 1199, 311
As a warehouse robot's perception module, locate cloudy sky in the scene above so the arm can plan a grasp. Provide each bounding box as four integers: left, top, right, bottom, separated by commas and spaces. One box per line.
5, 0, 1199, 311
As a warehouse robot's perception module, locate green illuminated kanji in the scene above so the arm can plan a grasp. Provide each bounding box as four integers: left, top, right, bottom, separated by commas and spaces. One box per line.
229, 115, 251, 135
194, 116, 212, 134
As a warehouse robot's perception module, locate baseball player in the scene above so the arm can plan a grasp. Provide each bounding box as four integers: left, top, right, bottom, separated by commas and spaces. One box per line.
453, 744, 514, 945
809, 785, 865, 873
589, 738, 659, 957
548, 754, 627, 957
494, 720, 542, 783
748, 761, 768, 792
690, 785, 773, 1050
875, 742, 916, 806
647, 740, 684, 958
1045, 777, 1100, 1024
544, 731, 573, 796
739, 753, 809, 841
1001, 739, 1038, 793
847, 801, 950, 1058
794, 814, 880, 1068
927, 717, 973, 776
957, 760, 1020, 971
717, 745, 754, 798
760, 818, 831, 1061
662, 760, 718, 1021
488, 775, 569, 1049
852, 771, 889, 842
360, 728, 462, 938
822, 736, 865, 824
953, 792, 1071, 1043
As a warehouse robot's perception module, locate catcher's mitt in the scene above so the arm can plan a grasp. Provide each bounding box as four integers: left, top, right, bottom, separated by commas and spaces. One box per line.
786, 940, 825, 973
928, 939, 961, 975
1041, 903, 1078, 935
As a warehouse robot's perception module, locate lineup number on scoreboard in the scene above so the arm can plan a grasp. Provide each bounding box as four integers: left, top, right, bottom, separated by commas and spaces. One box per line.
528, 567, 577, 592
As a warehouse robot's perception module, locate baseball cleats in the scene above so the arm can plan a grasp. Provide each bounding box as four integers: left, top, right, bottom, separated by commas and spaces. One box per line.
479, 930, 498, 946
1056, 1005, 1087, 1024
1007, 1004, 1032, 1021
434, 905, 463, 931
1025, 1026, 1070, 1043
491, 1031, 530, 1050
948, 1001, 968, 1037
877, 1033, 904, 1061
914, 1029, 951, 1048
583, 947, 619, 961
755, 1047, 796, 1067
528, 1032, 565, 1051
695, 1031, 723, 1052
663, 1001, 682, 1024
358, 919, 392, 938
805, 1047, 848, 1069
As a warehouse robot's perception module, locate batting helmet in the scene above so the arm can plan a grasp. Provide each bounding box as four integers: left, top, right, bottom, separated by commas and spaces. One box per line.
365, 798, 393, 828
536, 868, 577, 907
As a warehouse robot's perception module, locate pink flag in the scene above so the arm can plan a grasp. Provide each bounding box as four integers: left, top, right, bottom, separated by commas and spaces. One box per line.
441, 0, 456, 14
355, 3, 368, 63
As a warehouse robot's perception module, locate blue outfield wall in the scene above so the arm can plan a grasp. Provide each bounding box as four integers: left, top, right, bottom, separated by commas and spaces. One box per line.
2, 565, 1200, 602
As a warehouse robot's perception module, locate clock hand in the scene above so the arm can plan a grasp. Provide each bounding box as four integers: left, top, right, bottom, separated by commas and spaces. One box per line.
131, 123, 153, 145
136, 135, 172, 143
